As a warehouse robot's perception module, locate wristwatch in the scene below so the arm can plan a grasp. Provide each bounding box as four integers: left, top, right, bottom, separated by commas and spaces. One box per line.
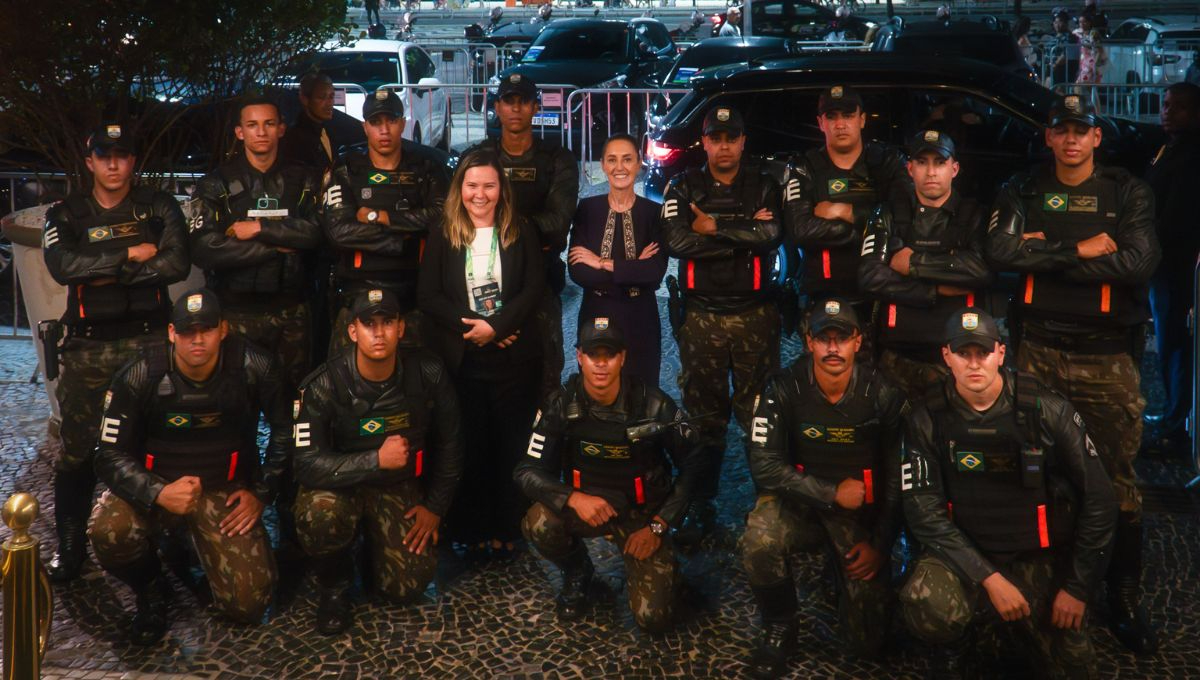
366, 210, 379, 223
648, 519, 667, 537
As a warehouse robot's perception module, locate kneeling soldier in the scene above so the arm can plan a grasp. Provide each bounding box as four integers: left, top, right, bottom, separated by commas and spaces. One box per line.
515, 319, 700, 633
292, 289, 463, 635
89, 288, 291, 644
899, 308, 1116, 678
743, 299, 907, 678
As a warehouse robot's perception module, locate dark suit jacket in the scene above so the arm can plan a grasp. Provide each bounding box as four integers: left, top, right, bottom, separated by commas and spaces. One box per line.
418, 218, 545, 374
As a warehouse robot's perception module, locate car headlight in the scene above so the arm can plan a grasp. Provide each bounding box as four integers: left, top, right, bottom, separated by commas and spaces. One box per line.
595, 74, 627, 89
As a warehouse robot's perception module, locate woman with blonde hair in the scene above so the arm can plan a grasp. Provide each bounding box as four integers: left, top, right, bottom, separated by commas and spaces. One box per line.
418, 149, 545, 560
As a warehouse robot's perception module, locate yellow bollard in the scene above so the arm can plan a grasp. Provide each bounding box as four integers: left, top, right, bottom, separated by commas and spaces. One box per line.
1, 493, 52, 680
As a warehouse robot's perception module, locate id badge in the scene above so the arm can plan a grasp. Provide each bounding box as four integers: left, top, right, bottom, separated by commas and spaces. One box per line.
471, 281, 502, 317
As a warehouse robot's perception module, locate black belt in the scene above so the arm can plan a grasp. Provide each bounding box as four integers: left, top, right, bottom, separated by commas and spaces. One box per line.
1024, 326, 1131, 355
590, 287, 644, 299
69, 319, 164, 342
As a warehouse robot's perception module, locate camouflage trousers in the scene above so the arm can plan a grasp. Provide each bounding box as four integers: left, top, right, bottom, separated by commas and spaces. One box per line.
87, 488, 276, 623
900, 552, 1097, 679
294, 480, 436, 602
225, 302, 310, 391
328, 305, 428, 356
678, 303, 780, 499
878, 349, 950, 400
536, 289, 565, 402
742, 494, 890, 658
521, 501, 678, 632
1018, 341, 1142, 518
56, 333, 166, 471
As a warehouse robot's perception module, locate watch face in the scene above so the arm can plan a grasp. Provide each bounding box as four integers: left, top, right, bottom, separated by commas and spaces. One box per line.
367, 211, 379, 221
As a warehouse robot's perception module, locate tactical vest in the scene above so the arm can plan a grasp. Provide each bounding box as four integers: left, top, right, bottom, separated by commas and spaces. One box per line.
926, 374, 1074, 554
562, 378, 667, 511
328, 351, 431, 484
881, 200, 978, 349
334, 154, 430, 285
62, 188, 168, 325
1018, 171, 1139, 327
786, 364, 885, 505
800, 145, 889, 294
489, 139, 565, 291
142, 339, 252, 488
212, 164, 311, 297
679, 165, 777, 299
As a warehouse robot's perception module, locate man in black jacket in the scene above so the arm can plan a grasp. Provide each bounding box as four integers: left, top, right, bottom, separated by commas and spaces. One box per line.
280, 72, 337, 174
466, 74, 579, 399
899, 308, 1116, 677
515, 319, 699, 632
661, 105, 782, 546
986, 95, 1161, 654
859, 130, 992, 397
743, 300, 906, 678
191, 95, 324, 391
89, 288, 290, 644
292, 288, 463, 635
322, 88, 451, 354
784, 85, 909, 324
42, 121, 190, 582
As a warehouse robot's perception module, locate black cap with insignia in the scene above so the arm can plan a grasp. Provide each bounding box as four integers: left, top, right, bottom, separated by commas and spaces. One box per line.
1048, 94, 1099, 128
818, 85, 863, 115
806, 298, 860, 336
496, 72, 538, 101
350, 288, 404, 320
86, 121, 138, 156
906, 129, 956, 160
170, 288, 222, 330
362, 88, 405, 120
577, 317, 626, 353
702, 106, 744, 137
944, 306, 1002, 352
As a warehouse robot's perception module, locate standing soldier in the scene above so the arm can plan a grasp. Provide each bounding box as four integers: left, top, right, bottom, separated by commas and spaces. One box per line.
323, 88, 450, 353
742, 300, 906, 678
42, 121, 190, 582
660, 106, 783, 546
987, 95, 1161, 654
466, 73, 579, 399
89, 288, 290, 644
899, 308, 1117, 677
859, 130, 992, 397
784, 85, 909, 327
515, 320, 699, 632
292, 289, 463, 635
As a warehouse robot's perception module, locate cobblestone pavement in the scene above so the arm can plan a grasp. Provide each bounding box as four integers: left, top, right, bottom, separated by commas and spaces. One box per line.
2, 280, 1199, 679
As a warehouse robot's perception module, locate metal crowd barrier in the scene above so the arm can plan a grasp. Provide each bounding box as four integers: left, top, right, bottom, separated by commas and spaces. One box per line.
1193, 256, 1200, 484
563, 87, 690, 181
1, 493, 52, 680
1051, 82, 1169, 123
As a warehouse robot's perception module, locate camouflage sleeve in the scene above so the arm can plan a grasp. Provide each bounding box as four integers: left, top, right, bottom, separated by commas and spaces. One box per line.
655, 394, 702, 527
93, 362, 167, 513
901, 404, 997, 584
512, 392, 572, 512
747, 376, 839, 510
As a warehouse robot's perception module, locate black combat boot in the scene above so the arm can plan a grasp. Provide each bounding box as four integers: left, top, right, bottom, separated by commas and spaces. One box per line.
749, 581, 798, 679
1108, 518, 1159, 654
926, 638, 978, 680
108, 553, 170, 646
47, 470, 94, 583
555, 548, 594, 621
674, 499, 717, 550
314, 553, 355, 636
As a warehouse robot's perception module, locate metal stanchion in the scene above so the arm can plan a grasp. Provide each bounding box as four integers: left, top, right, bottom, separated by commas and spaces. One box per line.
1, 493, 52, 680
1188, 255, 1200, 489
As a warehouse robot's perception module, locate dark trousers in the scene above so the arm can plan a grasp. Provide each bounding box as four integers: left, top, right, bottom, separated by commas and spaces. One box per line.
448, 358, 541, 544
1150, 273, 1191, 437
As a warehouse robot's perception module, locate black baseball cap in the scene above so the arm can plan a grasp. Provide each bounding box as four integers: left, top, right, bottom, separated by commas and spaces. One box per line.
907, 129, 956, 160
703, 106, 744, 137
818, 85, 863, 115
350, 288, 403, 321
807, 298, 860, 336
86, 122, 137, 156
1048, 94, 1099, 128
170, 288, 222, 330
362, 88, 405, 120
496, 72, 538, 101
944, 307, 1002, 352
577, 317, 626, 353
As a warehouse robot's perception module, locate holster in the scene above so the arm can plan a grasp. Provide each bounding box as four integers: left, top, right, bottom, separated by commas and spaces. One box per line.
666, 275, 686, 339
37, 320, 65, 381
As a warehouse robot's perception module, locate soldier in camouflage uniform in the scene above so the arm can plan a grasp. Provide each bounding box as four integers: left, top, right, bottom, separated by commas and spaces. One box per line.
660, 106, 783, 546
514, 319, 699, 633
743, 300, 906, 678
899, 308, 1116, 678
89, 288, 290, 644
292, 289, 463, 635
43, 121, 190, 583
986, 95, 1161, 653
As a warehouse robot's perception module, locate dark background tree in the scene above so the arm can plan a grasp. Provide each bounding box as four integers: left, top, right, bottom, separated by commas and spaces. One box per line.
0, 1, 353, 192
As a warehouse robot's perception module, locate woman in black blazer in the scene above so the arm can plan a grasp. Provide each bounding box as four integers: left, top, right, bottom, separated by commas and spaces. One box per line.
418, 149, 544, 559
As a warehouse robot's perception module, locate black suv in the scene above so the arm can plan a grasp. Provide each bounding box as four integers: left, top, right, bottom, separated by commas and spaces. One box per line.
643, 54, 1161, 203
870, 19, 1037, 80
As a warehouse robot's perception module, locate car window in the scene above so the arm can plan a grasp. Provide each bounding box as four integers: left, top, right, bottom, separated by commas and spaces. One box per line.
525, 25, 629, 62
405, 47, 436, 82
636, 22, 672, 52
752, 1, 824, 36
1109, 23, 1151, 43
301, 52, 400, 91
893, 33, 1021, 66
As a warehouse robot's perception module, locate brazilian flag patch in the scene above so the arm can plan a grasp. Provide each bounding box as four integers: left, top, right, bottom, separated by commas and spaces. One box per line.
956, 451, 985, 472
1043, 193, 1068, 212
800, 423, 826, 440
368, 172, 393, 185
165, 413, 192, 429
360, 417, 386, 435
827, 179, 848, 195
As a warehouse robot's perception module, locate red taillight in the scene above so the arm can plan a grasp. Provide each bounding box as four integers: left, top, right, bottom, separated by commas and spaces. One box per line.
709, 15, 721, 23
646, 138, 683, 165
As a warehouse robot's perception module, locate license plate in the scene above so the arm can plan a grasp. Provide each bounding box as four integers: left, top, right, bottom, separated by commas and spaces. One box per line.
532, 113, 560, 127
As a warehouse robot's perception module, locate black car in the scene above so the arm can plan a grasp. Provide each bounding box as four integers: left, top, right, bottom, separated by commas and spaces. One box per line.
488, 18, 678, 147
642, 53, 1162, 203
733, 0, 876, 41
870, 19, 1037, 80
